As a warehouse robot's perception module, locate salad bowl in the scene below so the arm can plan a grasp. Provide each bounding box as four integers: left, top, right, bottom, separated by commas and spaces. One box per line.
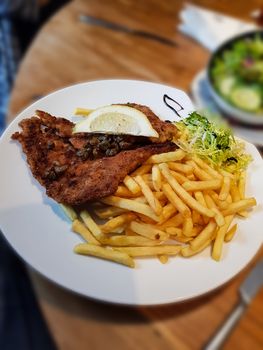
207, 30, 263, 126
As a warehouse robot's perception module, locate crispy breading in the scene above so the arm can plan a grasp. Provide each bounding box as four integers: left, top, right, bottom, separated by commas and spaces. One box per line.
12, 106, 177, 205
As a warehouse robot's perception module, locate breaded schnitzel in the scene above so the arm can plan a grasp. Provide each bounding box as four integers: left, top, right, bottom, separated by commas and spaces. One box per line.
12, 105, 177, 205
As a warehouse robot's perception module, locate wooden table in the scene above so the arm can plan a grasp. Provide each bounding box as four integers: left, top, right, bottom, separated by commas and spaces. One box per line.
8, 1, 263, 349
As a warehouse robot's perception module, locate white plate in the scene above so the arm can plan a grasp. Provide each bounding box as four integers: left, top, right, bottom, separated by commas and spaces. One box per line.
0, 79, 262, 306
191, 70, 263, 147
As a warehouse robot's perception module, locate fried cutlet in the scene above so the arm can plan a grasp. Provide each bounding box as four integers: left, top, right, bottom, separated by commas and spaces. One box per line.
12, 105, 177, 205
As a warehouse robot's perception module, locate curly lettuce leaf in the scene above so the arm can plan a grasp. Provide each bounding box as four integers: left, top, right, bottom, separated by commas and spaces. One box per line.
175, 112, 252, 173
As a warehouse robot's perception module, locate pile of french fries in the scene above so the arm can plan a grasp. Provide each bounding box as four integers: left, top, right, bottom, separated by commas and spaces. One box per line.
61, 149, 256, 268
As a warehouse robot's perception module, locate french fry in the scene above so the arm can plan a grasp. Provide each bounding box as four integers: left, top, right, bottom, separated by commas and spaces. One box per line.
187, 160, 213, 181
74, 243, 135, 268
131, 164, 152, 176
165, 227, 183, 236
158, 213, 183, 229
114, 245, 181, 257
238, 171, 246, 199
232, 177, 248, 216
100, 213, 136, 233
152, 165, 162, 191
123, 175, 141, 194
181, 239, 212, 257
224, 224, 238, 242
159, 203, 177, 224
204, 194, 225, 227
182, 179, 222, 192
80, 210, 104, 240
194, 191, 209, 224
171, 236, 192, 243
190, 221, 216, 251
60, 204, 77, 221
187, 174, 196, 181
94, 206, 127, 219
170, 170, 189, 184
135, 176, 163, 215
154, 191, 167, 201
158, 255, 169, 264
147, 149, 185, 164
219, 176, 231, 201
221, 198, 256, 216
212, 215, 234, 261
162, 183, 191, 218
101, 196, 160, 222
182, 217, 193, 237
192, 210, 201, 225
192, 156, 222, 179
194, 191, 207, 207
192, 225, 204, 236
230, 184, 240, 202
72, 220, 100, 245
219, 169, 235, 179
74, 107, 93, 116
130, 221, 168, 240
136, 213, 157, 224
159, 163, 215, 218
134, 196, 147, 204
125, 228, 137, 236
115, 185, 137, 198
101, 235, 162, 246
168, 162, 193, 175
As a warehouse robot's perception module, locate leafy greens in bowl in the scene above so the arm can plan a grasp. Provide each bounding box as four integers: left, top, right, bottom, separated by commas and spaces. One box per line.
207, 31, 263, 125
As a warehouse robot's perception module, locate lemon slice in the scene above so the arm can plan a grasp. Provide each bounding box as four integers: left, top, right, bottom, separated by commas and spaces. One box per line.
73, 105, 159, 137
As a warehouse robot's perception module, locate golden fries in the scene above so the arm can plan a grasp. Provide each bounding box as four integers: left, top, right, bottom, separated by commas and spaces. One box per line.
114, 245, 181, 257
182, 217, 193, 237
74, 243, 135, 268
100, 213, 136, 233
219, 176, 231, 201
101, 196, 160, 221
80, 210, 104, 241
221, 198, 256, 216
224, 224, 238, 242
212, 215, 234, 261
238, 171, 246, 199
168, 162, 193, 175
190, 221, 216, 251
158, 255, 169, 264
130, 221, 168, 241
60, 204, 77, 221
162, 183, 191, 218
159, 163, 215, 218
135, 175, 163, 215
72, 220, 100, 245
101, 235, 162, 247
74, 107, 93, 116
123, 175, 141, 194
152, 165, 162, 191
182, 179, 222, 192
94, 206, 127, 219
68, 150, 256, 267
147, 149, 185, 164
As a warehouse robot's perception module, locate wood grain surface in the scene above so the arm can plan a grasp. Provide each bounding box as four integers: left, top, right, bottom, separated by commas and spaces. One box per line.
7, 0, 263, 349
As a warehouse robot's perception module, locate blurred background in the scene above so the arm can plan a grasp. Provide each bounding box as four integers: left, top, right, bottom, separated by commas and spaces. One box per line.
1, 1, 263, 350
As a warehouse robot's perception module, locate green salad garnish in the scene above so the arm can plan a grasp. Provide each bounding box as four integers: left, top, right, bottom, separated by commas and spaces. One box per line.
175, 112, 252, 173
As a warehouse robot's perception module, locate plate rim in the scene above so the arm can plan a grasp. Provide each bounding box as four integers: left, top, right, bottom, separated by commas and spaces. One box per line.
1, 79, 262, 306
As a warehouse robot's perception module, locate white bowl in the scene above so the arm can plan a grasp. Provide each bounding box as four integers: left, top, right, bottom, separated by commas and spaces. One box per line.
207, 30, 263, 126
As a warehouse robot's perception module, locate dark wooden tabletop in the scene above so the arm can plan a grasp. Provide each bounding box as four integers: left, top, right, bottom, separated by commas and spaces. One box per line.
8, 1, 263, 349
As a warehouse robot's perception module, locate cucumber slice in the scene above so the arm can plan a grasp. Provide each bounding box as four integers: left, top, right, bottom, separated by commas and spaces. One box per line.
230, 86, 261, 112
218, 76, 236, 97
